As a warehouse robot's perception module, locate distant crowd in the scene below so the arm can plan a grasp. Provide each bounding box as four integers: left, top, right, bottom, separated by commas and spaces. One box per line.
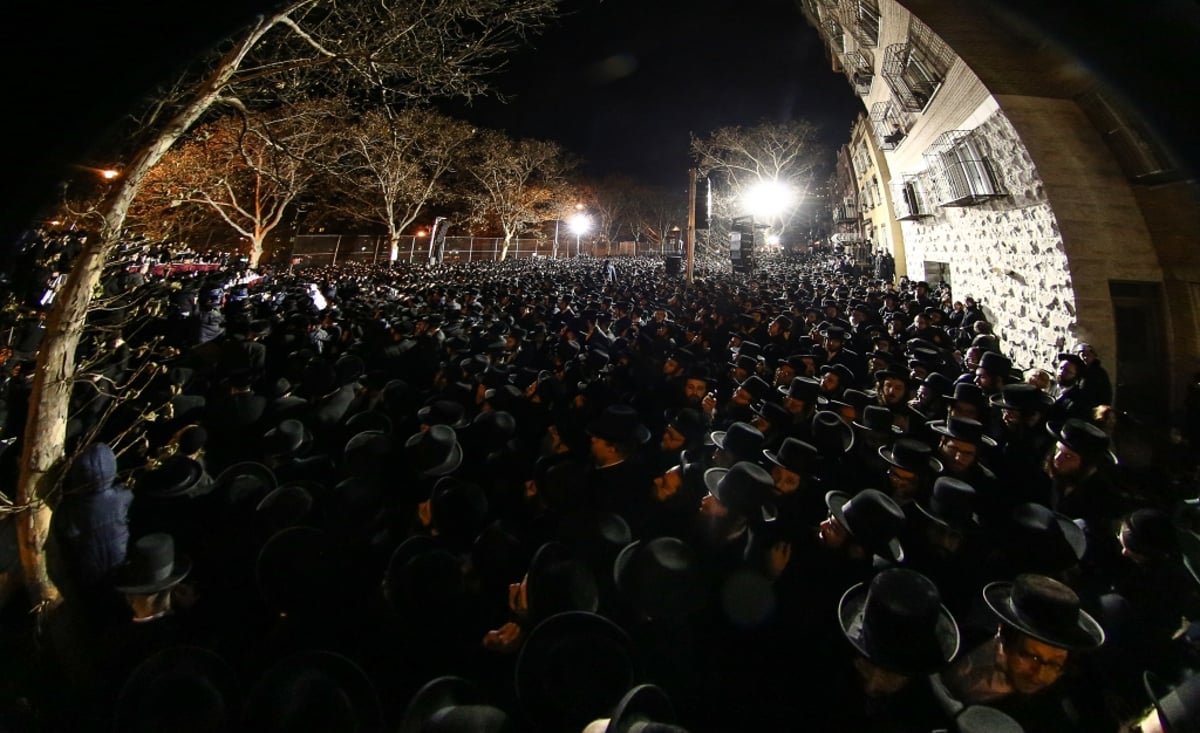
1, 235, 1199, 732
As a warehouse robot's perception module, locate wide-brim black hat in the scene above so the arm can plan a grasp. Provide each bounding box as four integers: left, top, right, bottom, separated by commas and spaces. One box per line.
137, 455, 206, 499
114, 646, 236, 732
114, 536, 192, 595
515, 612, 639, 733
838, 570, 960, 675
1046, 419, 1118, 466
214, 461, 277, 507
587, 404, 651, 445
983, 575, 1105, 650
405, 425, 465, 478
826, 490, 904, 563
243, 650, 382, 732
613, 538, 706, 620
606, 684, 679, 733
1144, 671, 1200, 733
398, 676, 510, 733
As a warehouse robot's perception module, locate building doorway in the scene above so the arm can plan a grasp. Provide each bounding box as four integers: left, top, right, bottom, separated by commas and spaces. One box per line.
1109, 280, 1169, 419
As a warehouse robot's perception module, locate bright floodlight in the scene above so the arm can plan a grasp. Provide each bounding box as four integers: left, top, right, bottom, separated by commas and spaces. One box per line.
100, 169, 120, 180
744, 180, 794, 219
766, 234, 781, 246
569, 213, 592, 236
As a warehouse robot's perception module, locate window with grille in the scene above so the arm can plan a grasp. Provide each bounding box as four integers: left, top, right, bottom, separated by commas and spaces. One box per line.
893, 176, 932, 219
882, 18, 953, 112
870, 100, 912, 151
925, 131, 1005, 206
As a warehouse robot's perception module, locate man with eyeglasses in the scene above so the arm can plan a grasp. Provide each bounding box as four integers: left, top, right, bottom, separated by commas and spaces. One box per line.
934, 573, 1107, 731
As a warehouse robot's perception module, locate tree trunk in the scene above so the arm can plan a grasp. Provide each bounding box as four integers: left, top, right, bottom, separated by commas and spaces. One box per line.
499, 233, 512, 261
13, 14, 281, 609
249, 235, 265, 270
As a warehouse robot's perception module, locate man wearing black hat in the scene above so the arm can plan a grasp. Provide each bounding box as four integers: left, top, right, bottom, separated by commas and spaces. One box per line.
936, 574, 1107, 731
819, 325, 863, 386
1045, 418, 1123, 528
585, 405, 654, 532
988, 384, 1057, 511
814, 568, 962, 731
1049, 352, 1095, 424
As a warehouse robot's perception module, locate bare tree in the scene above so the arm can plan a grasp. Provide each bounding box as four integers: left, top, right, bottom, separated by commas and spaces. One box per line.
327, 107, 476, 261
14, 0, 560, 609
463, 131, 575, 260
691, 120, 822, 243
133, 101, 339, 267
627, 185, 686, 251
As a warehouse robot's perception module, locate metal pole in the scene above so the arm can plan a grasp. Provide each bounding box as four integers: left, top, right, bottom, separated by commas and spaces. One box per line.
686, 167, 697, 282
553, 219, 560, 258
331, 235, 342, 266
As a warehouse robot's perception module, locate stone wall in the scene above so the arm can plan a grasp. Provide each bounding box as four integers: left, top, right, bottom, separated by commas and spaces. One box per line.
899, 107, 1077, 373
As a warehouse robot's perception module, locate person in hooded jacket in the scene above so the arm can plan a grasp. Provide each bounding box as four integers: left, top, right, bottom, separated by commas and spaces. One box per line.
50, 442, 132, 606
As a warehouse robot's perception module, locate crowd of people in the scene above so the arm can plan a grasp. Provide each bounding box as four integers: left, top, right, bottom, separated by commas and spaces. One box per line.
1, 243, 1200, 732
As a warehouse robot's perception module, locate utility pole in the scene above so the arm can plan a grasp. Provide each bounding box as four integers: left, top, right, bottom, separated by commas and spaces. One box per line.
686, 167, 697, 282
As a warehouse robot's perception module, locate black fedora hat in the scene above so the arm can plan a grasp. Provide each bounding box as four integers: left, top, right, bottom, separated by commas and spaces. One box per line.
1122, 508, 1179, 559
665, 408, 708, 444
613, 537, 707, 620
515, 612, 639, 733
137, 455, 207, 499
709, 421, 765, 460
1047, 418, 1117, 465
877, 438, 943, 475
526, 541, 600, 621
263, 418, 313, 458
344, 409, 394, 438
398, 676, 510, 733
242, 650, 382, 733
810, 411, 855, 457
989, 383, 1054, 412
587, 404, 651, 445
417, 399, 470, 429
916, 476, 979, 531
929, 416, 997, 447
214, 461, 276, 508
978, 351, 1013, 378
983, 573, 1105, 650
873, 364, 910, 385
703, 462, 778, 523
764, 437, 820, 475
114, 533, 191, 594
404, 425, 464, 477
853, 405, 902, 435
1008, 502, 1087, 565
779, 376, 820, 402
114, 646, 236, 733
605, 684, 684, 733
556, 510, 632, 585
945, 382, 987, 410
1143, 671, 1200, 733
737, 375, 773, 403
826, 489, 905, 562
838, 568, 960, 675
819, 362, 856, 385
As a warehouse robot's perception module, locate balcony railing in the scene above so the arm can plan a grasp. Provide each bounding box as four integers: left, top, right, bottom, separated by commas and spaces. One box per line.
893, 177, 933, 220
938, 158, 1006, 206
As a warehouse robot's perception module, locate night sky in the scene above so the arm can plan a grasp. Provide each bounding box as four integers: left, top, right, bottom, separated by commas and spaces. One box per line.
5, 0, 1197, 243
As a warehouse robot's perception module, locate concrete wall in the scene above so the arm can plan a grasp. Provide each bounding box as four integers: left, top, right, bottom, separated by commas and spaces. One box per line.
897, 105, 1078, 372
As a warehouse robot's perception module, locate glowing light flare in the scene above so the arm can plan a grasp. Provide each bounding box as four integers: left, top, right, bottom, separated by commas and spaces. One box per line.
743, 180, 795, 219
568, 213, 592, 237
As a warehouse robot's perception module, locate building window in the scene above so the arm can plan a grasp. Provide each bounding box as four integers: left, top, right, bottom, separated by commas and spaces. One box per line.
882, 18, 953, 112
842, 48, 875, 97
893, 175, 933, 220
839, 0, 881, 48
924, 130, 1006, 206
870, 100, 912, 151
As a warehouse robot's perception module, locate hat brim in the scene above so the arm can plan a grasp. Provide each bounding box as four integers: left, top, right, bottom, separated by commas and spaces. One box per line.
929, 422, 998, 448
877, 445, 944, 475
398, 676, 479, 733
113, 557, 192, 595
114, 646, 236, 731
606, 684, 675, 733
826, 491, 903, 563
1045, 421, 1118, 466
982, 581, 1105, 650
421, 441, 464, 477
515, 612, 638, 732
837, 582, 960, 675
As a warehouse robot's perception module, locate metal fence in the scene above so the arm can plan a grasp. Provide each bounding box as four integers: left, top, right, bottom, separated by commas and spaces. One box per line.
292, 234, 667, 266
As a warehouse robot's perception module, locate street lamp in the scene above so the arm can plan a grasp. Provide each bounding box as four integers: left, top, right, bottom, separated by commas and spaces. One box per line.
568, 212, 592, 257
743, 179, 795, 219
